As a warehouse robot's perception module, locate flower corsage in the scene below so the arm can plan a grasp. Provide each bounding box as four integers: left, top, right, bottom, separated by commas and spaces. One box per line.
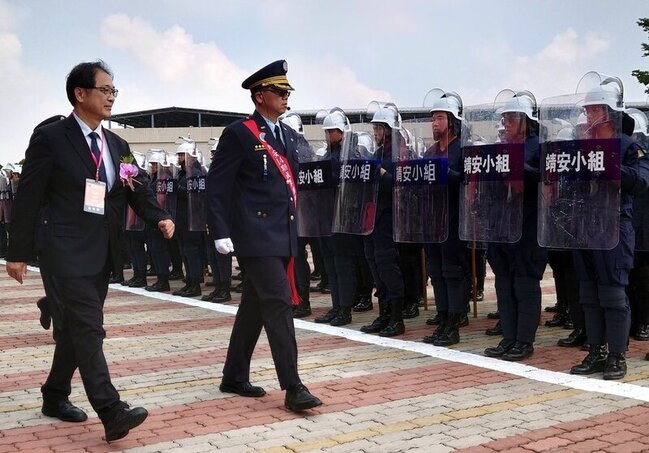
119, 155, 142, 191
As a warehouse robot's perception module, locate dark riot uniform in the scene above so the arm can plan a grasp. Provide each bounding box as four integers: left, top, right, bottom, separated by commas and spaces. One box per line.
316, 140, 358, 325
424, 136, 470, 344
573, 134, 649, 356
487, 135, 548, 355
207, 110, 303, 390
362, 138, 406, 336
145, 172, 171, 289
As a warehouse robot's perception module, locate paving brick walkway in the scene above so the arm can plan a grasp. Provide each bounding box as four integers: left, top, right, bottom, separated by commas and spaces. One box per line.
2, 261, 649, 452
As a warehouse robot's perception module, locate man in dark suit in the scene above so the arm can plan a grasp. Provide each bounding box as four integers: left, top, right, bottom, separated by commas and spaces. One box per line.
207, 60, 322, 412
5, 61, 175, 442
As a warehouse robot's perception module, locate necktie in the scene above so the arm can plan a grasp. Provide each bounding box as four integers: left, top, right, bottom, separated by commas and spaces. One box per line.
89, 132, 107, 182
274, 125, 286, 154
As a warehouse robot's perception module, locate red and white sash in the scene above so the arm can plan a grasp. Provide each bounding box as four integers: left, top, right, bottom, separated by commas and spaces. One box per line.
243, 119, 300, 305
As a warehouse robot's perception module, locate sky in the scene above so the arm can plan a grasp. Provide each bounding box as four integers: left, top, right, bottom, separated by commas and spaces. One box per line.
1, 0, 648, 163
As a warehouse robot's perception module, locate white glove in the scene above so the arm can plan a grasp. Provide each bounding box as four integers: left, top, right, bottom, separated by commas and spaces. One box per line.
215, 238, 234, 254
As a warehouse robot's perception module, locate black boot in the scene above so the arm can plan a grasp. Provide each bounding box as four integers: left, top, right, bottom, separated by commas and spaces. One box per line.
426, 312, 441, 325
570, 345, 608, 375
634, 324, 649, 341
145, 279, 170, 292
168, 268, 184, 281
176, 281, 201, 298
603, 353, 627, 380
484, 338, 516, 357
485, 320, 503, 336
127, 275, 147, 288
293, 301, 312, 318
379, 299, 404, 337
361, 302, 390, 333
172, 282, 191, 296
545, 311, 569, 328
352, 293, 373, 312
330, 308, 352, 326
557, 328, 587, 347
212, 287, 232, 302
502, 341, 534, 361
315, 308, 338, 324
423, 311, 447, 344
433, 312, 460, 346
402, 302, 419, 319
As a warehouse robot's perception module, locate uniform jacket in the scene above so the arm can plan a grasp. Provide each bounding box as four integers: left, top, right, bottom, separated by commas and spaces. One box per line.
7, 115, 170, 277
207, 110, 299, 257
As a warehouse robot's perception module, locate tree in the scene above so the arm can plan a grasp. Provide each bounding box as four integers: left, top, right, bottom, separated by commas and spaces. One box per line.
632, 18, 649, 95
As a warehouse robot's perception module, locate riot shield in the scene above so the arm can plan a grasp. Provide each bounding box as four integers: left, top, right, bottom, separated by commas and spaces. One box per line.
125, 206, 145, 231
332, 130, 380, 234
393, 118, 448, 242
459, 93, 526, 243
157, 160, 178, 219
186, 150, 207, 232
296, 118, 335, 237
538, 91, 621, 249
0, 175, 10, 223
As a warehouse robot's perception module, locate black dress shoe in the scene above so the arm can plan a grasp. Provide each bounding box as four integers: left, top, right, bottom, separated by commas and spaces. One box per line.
503, 341, 534, 361
145, 280, 170, 292
309, 271, 322, 281
232, 273, 243, 281
315, 308, 338, 324
458, 312, 469, 327
634, 324, 649, 341
103, 405, 148, 442
545, 304, 559, 312
42, 400, 88, 422
484, 339, 516, 358
570, 346, 607, 375
352, 296, 373, 312
603, 353, 627, 380
487, 311, 500, 320
127, 276, 147, 288
232, 282, 244, 293
172, 283, 191, 296
563, 318, 574, 330
205, 281, 218, 287
379, 320, 405, 337
319, 284, 331, 294
201, 288, 220, 301
422, 324, 445, 344
219, 379, 266, 397
293, 303, 312, 318
360, 315, 390, 333
36, 297, 51, 330
401, 303, 419, 319
557, 328, 587, 347
485, 320, 503, 336
285, 384, 322, 412
544, 312, 568, 327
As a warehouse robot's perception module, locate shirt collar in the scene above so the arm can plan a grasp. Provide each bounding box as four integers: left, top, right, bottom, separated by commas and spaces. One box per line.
72, 111, 103, 138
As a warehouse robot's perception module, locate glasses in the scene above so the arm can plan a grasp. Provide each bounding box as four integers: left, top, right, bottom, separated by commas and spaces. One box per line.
264, 87, 290, 98
88, 86, 119, 97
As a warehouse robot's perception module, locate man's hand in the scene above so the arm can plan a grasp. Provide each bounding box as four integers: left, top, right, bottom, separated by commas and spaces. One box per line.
6, 262, 27, 284
158, 219, 175, 239
215, 238, 234, 254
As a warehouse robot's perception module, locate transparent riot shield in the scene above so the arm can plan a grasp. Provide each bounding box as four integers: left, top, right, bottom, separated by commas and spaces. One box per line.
538, 91, 621, 249
0, 176, 10, 223
393, 118, 448, 242
332, 130, 380, 234
125, 206, 145, 231
166, 155, 179, 219
186, 150, 207, 232
459, 93, 526, 243
296, 114, 335, 237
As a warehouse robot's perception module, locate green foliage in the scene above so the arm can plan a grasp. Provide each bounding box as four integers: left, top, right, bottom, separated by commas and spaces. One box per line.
633, 18, 649, 95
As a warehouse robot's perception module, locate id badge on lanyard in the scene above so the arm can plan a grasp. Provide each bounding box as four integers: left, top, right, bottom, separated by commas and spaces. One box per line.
83, 130, 107, 215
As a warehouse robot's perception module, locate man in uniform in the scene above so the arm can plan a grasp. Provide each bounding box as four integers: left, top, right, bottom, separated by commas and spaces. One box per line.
6, 60, 174, 442
569, 82, 649, 379
207, 60, 322, 412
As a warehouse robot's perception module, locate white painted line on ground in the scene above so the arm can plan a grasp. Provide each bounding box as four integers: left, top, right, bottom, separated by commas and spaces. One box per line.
8, 260, 649, 403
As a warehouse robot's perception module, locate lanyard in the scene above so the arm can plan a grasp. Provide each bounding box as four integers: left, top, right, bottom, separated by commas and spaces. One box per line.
88, 130, 105, 182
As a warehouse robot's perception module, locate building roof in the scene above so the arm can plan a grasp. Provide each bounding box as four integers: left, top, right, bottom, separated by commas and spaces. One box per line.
109, 107, 248, 128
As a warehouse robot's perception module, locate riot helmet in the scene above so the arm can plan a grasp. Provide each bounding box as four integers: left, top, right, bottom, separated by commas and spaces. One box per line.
280, 112, 304, 135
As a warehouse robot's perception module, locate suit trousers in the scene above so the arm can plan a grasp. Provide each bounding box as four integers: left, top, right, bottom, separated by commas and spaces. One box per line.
222, 256, 300, 390
40, 267, 120, 416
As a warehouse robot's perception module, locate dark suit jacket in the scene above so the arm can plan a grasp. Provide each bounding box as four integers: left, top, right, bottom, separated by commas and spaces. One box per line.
207, 110, 299, 257
7, 115, 170, 277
